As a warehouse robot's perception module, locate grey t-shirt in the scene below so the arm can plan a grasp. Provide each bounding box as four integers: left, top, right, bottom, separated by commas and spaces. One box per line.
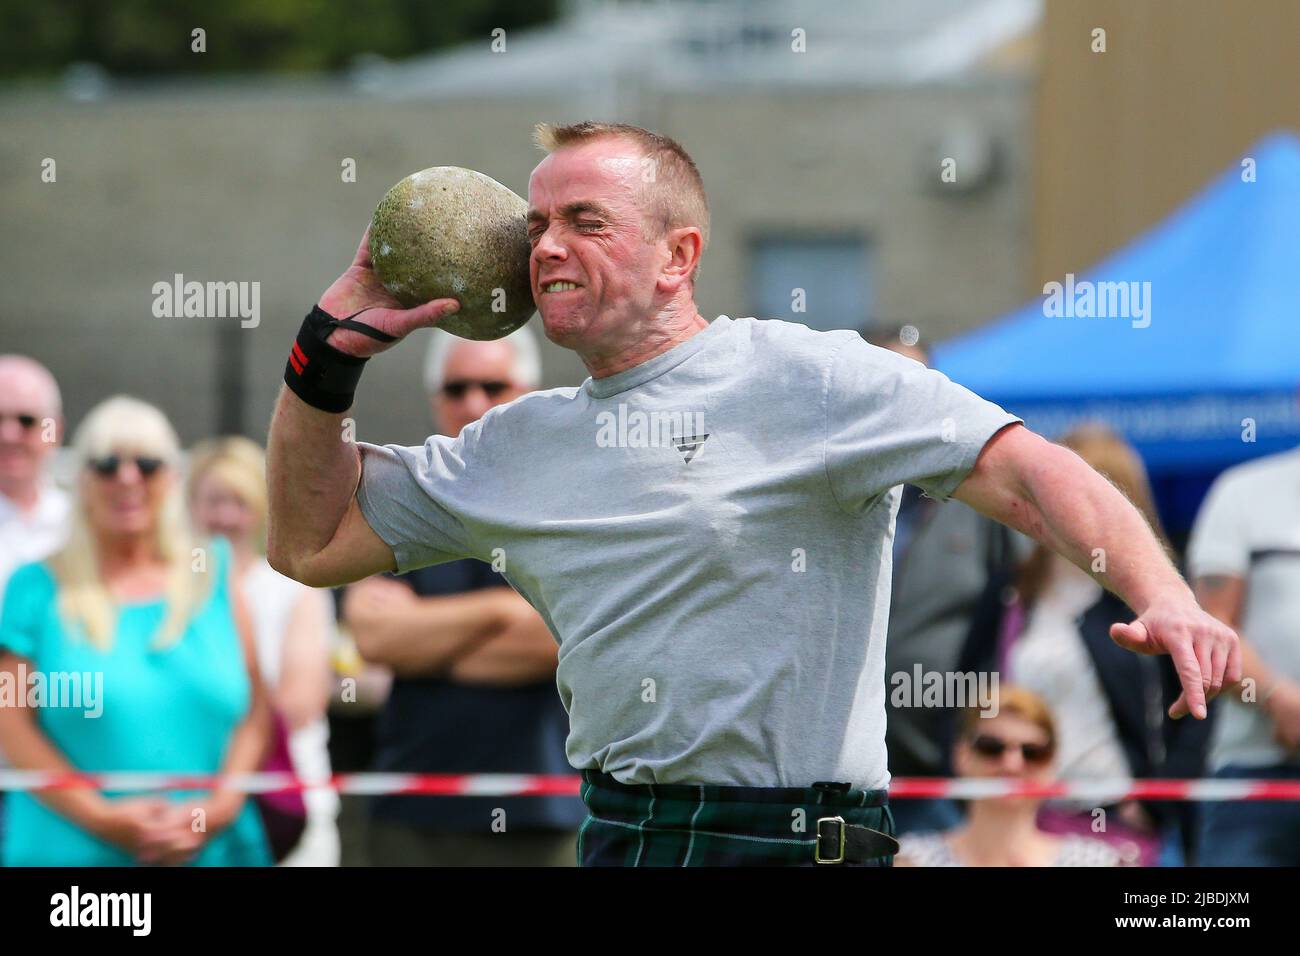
356, 315, 1019, 789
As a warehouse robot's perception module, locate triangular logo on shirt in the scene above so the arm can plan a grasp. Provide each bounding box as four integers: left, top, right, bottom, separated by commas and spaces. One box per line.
673, 433, 709, 463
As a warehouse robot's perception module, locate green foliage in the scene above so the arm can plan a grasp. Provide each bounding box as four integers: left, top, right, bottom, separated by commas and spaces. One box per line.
0, 0, 560, 78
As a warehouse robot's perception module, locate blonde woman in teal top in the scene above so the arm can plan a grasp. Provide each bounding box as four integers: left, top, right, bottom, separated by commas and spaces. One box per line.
0, 396, 271, 866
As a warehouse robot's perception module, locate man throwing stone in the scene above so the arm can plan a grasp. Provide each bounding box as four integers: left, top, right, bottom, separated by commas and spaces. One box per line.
267, 121, 1238, 867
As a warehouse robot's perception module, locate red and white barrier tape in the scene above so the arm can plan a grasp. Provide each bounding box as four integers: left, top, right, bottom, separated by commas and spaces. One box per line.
886, 777, 1300, 802
1, 771, 1298, 801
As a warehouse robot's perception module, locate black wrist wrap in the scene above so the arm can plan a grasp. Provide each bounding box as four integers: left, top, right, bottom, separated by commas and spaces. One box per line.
283, 305, 396, 413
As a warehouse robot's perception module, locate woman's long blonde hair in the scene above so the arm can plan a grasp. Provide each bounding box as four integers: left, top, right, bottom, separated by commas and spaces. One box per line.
50, 395, 212, 650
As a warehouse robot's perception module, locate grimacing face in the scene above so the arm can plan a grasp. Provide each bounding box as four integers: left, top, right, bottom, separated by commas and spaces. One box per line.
526, 138, 675, 353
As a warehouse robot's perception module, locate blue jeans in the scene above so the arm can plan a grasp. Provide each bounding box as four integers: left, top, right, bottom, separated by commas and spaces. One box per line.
1155, 821, 1185, 867
1195, 763, 1300, 866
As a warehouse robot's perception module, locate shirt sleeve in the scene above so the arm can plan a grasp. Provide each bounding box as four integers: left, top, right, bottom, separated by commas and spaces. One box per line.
824, 337, 1022, 511
355, 434, 480, 573
1185, 469, 1250, 578
0, 562, 54, 661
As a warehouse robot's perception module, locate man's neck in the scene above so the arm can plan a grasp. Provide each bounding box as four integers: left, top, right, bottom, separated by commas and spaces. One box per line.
582, 308, 710, 379
0, 480, 41, 515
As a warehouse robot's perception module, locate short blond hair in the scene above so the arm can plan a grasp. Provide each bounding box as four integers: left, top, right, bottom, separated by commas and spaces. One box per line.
533, 121, 710, 279
187, 436, 269, 551
959, 684, 1057, 752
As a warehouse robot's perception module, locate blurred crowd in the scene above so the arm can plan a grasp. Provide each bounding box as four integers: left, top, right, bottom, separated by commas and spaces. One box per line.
0, 330, 579, 868
0, 322, 1297, 866
873, 328, 1300, 867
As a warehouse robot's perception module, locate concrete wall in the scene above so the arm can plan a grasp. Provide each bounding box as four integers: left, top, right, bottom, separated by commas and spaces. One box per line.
0, 78, 1029, 447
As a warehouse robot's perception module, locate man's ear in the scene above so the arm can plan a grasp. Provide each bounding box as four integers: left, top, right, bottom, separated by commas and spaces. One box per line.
659, 226, 704, 292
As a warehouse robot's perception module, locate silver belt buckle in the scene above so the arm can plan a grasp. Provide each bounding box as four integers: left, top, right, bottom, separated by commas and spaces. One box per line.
814, 815, 846, 864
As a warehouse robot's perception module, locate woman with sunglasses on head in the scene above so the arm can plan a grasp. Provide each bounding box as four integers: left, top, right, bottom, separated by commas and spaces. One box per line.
896, 685, 1125, 866
0, 396, 272, 866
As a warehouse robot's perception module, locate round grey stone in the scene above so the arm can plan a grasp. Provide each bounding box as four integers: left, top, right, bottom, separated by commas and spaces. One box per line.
368, 166, 535, 340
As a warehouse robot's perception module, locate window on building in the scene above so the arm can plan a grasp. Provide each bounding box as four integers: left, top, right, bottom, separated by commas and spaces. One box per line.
749, 234, 873, 332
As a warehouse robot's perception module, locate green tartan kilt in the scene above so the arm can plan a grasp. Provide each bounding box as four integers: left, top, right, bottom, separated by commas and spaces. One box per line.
576, 770, 895, 867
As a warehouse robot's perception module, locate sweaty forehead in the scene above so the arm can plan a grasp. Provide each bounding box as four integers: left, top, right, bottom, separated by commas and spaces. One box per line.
528, 140, 645, 212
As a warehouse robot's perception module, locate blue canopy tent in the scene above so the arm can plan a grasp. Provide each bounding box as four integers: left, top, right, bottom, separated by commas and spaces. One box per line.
933, 131, 1300, 540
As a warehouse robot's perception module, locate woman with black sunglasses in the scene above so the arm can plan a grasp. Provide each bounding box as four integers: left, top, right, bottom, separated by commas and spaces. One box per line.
0, 395, 273, 866
895, 685, 1129, 866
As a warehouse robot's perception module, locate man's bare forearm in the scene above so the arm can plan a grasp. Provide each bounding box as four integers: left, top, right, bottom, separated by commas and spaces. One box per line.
268, 231, 457, 585
449, 612, 559, 686
956, 426, 1238, 718
1017, 444, 1188, 611
344, 586, 513, 675
266, 386, 361, 577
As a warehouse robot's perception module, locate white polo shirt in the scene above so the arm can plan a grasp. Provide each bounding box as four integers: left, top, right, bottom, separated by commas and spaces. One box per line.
0, 482, 71, 607
1187, 448, 1300, 770
0, 481, 70, 774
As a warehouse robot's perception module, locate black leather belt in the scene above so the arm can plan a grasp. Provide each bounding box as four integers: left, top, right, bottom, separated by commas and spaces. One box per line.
814, 816, 900, 865
809, 780, 898, 865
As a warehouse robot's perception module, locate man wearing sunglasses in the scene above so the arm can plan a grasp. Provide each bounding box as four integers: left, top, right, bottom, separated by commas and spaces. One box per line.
0, 355, 70, 606
0, 354, 71, 863
268, 122, 1240, 867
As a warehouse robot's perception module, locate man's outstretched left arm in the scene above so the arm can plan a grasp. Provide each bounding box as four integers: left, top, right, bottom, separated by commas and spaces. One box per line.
952, 423, 1240, 720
